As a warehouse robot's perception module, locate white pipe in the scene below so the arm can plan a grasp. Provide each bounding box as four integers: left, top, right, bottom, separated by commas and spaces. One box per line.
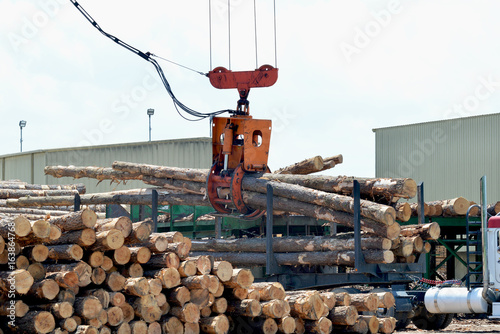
425, 287, 488, 314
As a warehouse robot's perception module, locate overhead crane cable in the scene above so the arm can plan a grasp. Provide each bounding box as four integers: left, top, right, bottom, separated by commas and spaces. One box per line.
209, 0, 213, 70
254, 0, 258, 69
68, 0, 234, 121
274, 0, 278, 67
228, 0, 231, 70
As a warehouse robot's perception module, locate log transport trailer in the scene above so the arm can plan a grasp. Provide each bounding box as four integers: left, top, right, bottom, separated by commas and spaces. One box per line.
249, 176, 499, 331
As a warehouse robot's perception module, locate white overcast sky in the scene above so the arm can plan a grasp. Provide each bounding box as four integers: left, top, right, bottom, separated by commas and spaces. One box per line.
2, 0, 500, 177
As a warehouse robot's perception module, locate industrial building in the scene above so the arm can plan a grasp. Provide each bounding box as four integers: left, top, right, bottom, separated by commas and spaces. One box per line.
373, 113, 500, 203
0, 137, 211, 194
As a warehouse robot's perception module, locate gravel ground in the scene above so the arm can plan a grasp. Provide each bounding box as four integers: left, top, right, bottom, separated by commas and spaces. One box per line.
395, 318, 500, 334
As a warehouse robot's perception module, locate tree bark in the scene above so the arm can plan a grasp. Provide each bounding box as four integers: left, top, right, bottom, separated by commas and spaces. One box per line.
260, 299, 289, 318
488, 202, 500, 216
45, 228, 96, 247
304, 317, 332, 334
0, 181, 85, 193
46, 244, 83, 261
199, 315, 230, 334
395, 202, 411, 222
191, 235, 391, 253
0, 188, 80, 199
248, 282, 286, 301
400, 222, 440, 240
242, 178, 396, 226
6, 189, 208, 207
15, 310, 56, 334
319, 154, 343, 172
241, 191, 401, 240
48, 209, 97, 231
328, 306, 358, 326
95, 217, 132, 238
111, 161, 208, 182
146, 268, 181, 289
129, 246, 151, 264
125, 221, 153, 245
274, 156, 324, 175
285, 291, 326, 321
146, 252, 180, 269
45, 165, 142, 181
191, 249, 394, 267
258, 174, 417, 200
348, 294, 378, 312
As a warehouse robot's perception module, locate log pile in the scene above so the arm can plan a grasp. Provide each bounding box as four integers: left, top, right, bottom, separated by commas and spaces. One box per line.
405, 197, 500, 218
0, 209, 401, 334
0, 181, 105, 221
40, 162, 439, 266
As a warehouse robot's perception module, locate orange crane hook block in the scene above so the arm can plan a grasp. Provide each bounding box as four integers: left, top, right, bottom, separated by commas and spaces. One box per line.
206, 65, 278, 217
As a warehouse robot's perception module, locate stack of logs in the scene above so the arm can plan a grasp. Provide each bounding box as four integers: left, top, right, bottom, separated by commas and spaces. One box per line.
0, 209, 401, 334
400, 197, 500, 219
36, 161, 440, 265
0, 180, 105, 221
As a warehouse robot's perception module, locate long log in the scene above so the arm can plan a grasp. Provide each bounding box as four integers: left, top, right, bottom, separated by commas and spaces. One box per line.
0, 188, 79, 199
241, 178, 396, 225
111, 161, 416, 200
112, 161, 208, 182
191, 235, 391, 253
190, 249, 394, 267
45, 165, 142, 181
274, 156, 324, 175
6, 189, 209, 207
258, 174, 417, 200
0, 181, 85, 193
241, 191, 401, 240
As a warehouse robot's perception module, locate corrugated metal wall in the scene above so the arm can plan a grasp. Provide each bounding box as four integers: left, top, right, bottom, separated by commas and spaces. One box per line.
0, 138, 211, 194
374, 113, 500, 202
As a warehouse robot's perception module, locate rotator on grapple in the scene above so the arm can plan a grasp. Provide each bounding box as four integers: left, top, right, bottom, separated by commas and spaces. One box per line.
206, 65, 278, 217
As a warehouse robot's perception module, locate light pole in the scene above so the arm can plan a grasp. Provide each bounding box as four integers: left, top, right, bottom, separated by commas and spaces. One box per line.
19, 120, 26, 152
147, 109, 154, 141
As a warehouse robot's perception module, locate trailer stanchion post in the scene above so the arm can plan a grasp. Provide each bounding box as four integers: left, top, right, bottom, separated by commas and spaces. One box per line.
353, 180, 365, 270
215, 216, 222, 239
417, 182, 424, 225
152, 189, 158, 233
74, 193, 81, 212
266, 184, 279, 275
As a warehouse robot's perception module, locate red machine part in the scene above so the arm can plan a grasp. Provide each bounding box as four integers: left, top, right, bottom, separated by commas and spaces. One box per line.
206, 65, 277, 216
208, 65, 278, 114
